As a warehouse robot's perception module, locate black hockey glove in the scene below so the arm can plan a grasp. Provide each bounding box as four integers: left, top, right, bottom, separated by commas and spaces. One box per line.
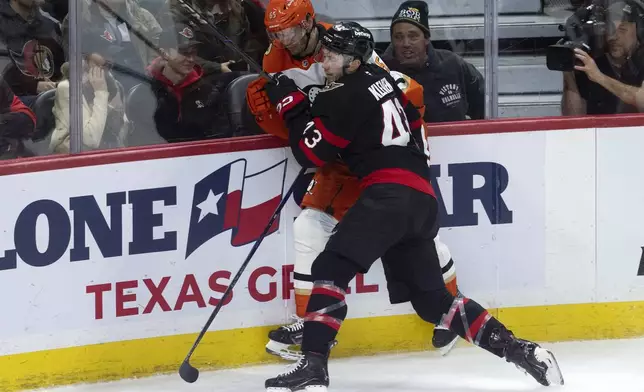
265, 73, 308, 121
265, 73, 298, 103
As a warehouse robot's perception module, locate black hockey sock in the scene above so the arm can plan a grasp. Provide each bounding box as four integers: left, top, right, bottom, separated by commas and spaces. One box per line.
301, 251, 357, 355
412, 291, 507, 358
439, 296, 506, 358
301, 280, 348, 354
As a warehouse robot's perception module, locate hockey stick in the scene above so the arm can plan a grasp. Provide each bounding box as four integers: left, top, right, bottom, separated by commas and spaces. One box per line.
173, 0, 274, 81
179, 166, 306, 383
96, 0, 271, 81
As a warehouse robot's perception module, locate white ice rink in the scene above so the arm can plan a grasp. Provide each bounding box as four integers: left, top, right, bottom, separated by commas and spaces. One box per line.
34, 338, 644, 392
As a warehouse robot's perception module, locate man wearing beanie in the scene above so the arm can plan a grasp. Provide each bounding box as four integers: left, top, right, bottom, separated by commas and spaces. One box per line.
382, 0, 485, 123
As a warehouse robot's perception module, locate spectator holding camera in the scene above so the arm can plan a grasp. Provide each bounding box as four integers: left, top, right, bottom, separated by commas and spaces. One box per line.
563, 1, 644, 114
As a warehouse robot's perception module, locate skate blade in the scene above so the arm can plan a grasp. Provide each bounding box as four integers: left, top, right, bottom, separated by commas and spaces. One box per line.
534, 348, 565, 386
438, 335, 459, 356
266, 340, 303, 362
266, 386, 327, 392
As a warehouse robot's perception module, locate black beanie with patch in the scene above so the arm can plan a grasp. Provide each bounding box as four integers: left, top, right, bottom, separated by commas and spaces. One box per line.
391, 1, 431, 37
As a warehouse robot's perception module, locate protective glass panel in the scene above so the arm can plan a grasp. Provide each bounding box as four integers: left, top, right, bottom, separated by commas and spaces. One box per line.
0, 0, 69, 158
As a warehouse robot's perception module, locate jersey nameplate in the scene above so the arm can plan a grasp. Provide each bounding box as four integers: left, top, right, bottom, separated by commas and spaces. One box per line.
368, 78, 394, 101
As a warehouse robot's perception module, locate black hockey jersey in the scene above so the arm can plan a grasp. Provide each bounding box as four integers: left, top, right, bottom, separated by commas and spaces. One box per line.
280, 64, 434, 197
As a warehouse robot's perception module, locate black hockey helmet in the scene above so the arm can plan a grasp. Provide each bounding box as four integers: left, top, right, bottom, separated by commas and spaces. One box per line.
320, 21, 375, 63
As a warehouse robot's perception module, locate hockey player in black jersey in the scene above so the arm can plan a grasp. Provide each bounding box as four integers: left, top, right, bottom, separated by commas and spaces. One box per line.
263, 21, 564, 392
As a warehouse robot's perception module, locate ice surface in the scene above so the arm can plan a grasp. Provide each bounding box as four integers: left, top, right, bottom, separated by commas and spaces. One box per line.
33, 338, 644, 391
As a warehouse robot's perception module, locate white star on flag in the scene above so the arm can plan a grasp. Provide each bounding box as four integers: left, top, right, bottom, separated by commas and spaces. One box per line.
196, 190, 223, 222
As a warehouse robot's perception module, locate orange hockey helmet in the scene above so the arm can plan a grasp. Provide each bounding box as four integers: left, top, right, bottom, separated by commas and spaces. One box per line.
264, 0, 316, 48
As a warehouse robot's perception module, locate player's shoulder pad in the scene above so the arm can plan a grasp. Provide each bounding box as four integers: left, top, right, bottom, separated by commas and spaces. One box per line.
388, 70, 423, 95
353, 66, 395, 103
363, 67, 410, 106
388, 71, 409, 90
317, 65, 389, 103
388, 70, 425, 108
314, 75, 367, 113
316, 80, 348, 104
311, 80, 347, 117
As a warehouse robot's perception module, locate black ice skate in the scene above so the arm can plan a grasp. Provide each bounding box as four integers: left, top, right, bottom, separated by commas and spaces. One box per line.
266, 317, 338, 361
266, 317, 305, 361
491, 329, 564, 386
432, 325, 459, 356
265, 351, 329, 392
432, 288, 462, 355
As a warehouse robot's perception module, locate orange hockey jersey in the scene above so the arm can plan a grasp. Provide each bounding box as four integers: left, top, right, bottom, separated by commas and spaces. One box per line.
248, 24, 426, 221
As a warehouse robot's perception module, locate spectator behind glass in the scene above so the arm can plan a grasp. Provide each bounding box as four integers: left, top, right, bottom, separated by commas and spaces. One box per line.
62, 0, 162, 92
563, 1, 644, 114
381, 1, 485, 123
49, 54, 129, 153
169, 0, 268, 67
0, 0, 65, 101
240, 0, 270, 65
142, 22, 238, 142
0, 75, 36, 159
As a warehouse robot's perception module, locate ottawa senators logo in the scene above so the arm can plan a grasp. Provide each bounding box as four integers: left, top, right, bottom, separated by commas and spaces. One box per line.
9, 40, 55, 79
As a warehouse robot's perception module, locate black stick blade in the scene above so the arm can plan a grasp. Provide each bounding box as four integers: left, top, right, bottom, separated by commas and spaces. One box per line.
179, 360, 200, 383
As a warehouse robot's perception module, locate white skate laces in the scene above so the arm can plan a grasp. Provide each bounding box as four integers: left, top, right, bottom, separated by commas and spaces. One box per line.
266, 315, 307, 361
283, 318, 304, 332
278, 357, 305, 377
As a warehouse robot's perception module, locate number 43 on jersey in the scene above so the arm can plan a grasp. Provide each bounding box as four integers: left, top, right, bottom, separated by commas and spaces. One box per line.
381, 98, 411, 147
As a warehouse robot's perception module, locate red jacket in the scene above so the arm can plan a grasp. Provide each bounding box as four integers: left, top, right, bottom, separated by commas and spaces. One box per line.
1, 77, 36, 148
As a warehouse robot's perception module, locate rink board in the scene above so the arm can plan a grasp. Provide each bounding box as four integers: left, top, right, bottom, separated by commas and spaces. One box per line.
2, 115, 644, 390
4, 301, 644, 391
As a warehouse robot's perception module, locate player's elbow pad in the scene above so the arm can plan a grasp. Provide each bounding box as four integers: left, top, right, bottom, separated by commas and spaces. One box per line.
286, 115, 323, 168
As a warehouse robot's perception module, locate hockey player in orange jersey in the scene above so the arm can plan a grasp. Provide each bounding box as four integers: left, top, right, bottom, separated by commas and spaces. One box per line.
246, 0, 460, 361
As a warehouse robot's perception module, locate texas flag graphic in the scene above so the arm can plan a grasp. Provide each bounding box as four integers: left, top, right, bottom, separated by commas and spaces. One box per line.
185, 159, 287, 258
